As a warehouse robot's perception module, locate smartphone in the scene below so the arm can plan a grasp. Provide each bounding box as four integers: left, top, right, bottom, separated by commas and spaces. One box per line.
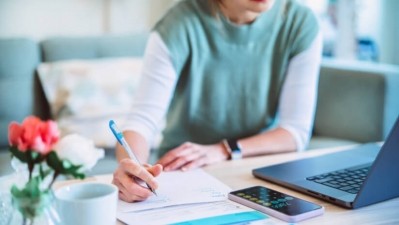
228, 186, 324, 223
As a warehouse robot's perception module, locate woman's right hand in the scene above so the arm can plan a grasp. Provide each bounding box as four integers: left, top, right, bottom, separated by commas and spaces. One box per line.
112, 158, 163, 202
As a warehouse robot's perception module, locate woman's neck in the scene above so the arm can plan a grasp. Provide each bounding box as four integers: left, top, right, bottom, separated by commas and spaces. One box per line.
218, 2, 260, 25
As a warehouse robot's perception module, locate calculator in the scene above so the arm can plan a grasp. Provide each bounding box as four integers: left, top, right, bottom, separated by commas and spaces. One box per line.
228, 186, 324, 223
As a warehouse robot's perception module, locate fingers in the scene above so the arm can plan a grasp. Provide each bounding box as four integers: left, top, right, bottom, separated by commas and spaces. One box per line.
113, 159, 162, 202
143, 163, 163, 177
166, 150, 204, 171
157, 142, 205, 171
147, 164, 163, 177
157, 142, 193, 167
120, 159, 159, 190
114, 175, 151, 201
112, 170, 152, 202
180, 155, 207, 171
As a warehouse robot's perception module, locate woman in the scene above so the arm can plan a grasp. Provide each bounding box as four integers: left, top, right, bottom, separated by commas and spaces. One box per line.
113, 0, 322, 202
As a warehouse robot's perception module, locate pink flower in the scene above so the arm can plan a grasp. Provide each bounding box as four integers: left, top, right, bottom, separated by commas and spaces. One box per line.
8, 122, 26, 151
8, 116, 60, 155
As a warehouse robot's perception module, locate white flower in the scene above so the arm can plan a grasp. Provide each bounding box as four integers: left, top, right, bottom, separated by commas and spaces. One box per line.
55, 134, 104, 172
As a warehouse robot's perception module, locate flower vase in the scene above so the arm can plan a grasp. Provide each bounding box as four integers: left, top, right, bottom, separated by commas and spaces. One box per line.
10, 190, 61, 225
6, 116, 105, 225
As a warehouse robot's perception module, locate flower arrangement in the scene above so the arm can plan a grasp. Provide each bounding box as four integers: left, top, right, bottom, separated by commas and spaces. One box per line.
7, 116, 104, 224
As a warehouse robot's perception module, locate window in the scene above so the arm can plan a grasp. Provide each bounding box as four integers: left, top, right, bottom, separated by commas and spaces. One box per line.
302, 0, 399, 65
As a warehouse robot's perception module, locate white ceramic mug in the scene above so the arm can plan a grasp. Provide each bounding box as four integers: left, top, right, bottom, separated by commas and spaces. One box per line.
55, 182, 118, 225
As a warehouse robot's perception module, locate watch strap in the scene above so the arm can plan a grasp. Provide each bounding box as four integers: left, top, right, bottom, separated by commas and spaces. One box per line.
223, 139, 242, 160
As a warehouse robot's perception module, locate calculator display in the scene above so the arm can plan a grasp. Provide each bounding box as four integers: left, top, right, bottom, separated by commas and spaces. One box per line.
230, 186, 321, 216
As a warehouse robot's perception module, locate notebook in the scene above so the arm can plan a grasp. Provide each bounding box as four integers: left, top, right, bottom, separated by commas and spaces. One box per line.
253, 116, 399, 209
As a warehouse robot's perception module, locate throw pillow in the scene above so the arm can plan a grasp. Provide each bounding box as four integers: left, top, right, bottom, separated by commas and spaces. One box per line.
37, 58, 143, 148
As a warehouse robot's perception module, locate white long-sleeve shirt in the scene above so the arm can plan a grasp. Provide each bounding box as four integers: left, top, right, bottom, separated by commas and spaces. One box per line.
124, 31, 323, 151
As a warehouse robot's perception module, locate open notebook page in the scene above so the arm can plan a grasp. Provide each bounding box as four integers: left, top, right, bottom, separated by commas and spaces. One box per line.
118, 168, 231, 212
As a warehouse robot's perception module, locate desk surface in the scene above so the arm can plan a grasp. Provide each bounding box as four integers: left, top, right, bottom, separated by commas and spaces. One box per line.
55, 145, 399, 225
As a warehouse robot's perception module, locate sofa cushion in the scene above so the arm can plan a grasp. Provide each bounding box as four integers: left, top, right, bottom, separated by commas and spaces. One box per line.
41, 34, 148, 62
308, 136, 359, 150
37, 58, 144, 148
313, 60, 399, 143
0, 38, 40, 148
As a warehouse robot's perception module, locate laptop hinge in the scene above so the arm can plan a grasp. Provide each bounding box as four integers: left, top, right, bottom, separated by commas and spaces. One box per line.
353, 118, 399, 208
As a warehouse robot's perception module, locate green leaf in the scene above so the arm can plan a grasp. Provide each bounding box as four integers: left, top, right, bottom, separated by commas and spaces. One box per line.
25, 176, 41, 198
46, 152, 85, 179
9, 146, 29, 163
46, 152, 63, 171
39, 164, 52, 180
62, 160, 72, 169
64, 164, 85, 179
31, 151, 40, 161
11, 185, 25, 198
30, 151, 47, 164
10, 176, 43, 199
11, 183, 52, 220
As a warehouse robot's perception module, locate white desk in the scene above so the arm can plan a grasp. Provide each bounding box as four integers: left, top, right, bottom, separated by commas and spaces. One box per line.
55, 145, 399, 224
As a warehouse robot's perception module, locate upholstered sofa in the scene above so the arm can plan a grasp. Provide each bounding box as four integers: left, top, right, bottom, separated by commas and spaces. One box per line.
1, 34, 399, 176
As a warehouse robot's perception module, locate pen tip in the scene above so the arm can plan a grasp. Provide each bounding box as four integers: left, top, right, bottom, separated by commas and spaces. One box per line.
150, 187, 157, 196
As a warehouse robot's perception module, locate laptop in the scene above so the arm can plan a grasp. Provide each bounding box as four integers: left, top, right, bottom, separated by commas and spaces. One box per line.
253, 116, 399, 209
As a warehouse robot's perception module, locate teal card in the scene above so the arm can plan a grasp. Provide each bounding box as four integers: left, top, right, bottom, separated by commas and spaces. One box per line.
169, 211, 268, 225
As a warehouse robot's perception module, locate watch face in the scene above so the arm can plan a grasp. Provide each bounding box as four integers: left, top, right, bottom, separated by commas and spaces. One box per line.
231, 151, 242, 160
228, 139, 242, 160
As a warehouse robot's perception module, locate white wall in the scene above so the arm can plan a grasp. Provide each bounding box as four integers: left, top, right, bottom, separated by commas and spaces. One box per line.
107, 0, 175, 35
334, 0, 398, 65
357, 0, 380, 39
1, 0, 397, 65
0, 0, 175, 40
301, 0, 398, 65
379, 0, 399, 65
360, 0, 399, 65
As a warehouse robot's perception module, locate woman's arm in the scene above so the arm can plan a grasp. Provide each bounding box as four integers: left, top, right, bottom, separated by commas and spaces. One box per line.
116, 32, 178, 163
119, 30, 322, 172
239, 31, 323, 156
113, 32, 176, 202
157, 32, 323, 171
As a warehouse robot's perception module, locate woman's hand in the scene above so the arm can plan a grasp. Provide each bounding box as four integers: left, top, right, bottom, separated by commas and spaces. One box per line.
156, 142, 229, 171
112, 159, 163, 202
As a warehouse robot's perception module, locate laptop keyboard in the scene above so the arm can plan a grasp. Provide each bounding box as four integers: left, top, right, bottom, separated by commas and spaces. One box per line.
306, 164, 372, 194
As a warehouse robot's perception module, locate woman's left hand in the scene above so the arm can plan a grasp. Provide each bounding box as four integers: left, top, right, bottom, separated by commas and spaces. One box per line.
156, 142, 229, 171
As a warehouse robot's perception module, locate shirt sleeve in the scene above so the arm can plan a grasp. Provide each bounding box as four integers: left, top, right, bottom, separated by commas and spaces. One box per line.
278, 31, 323, 151
122, 32, 178, 145
125, 31, 322, 151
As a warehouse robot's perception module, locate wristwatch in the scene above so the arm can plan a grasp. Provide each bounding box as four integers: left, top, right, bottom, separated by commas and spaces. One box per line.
223, 139, 243, 160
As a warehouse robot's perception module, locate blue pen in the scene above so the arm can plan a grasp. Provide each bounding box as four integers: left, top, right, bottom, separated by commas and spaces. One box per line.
109, 120, 157, 195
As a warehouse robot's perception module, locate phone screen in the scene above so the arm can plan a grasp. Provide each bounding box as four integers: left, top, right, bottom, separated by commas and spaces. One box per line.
230, 186, 322, 216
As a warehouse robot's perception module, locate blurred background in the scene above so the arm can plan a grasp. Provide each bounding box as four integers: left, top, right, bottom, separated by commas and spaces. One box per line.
0, 0, 398, 65
0, 0, 398, 177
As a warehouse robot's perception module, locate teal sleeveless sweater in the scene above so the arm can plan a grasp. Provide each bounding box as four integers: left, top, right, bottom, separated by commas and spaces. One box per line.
154, 0, 318, 156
